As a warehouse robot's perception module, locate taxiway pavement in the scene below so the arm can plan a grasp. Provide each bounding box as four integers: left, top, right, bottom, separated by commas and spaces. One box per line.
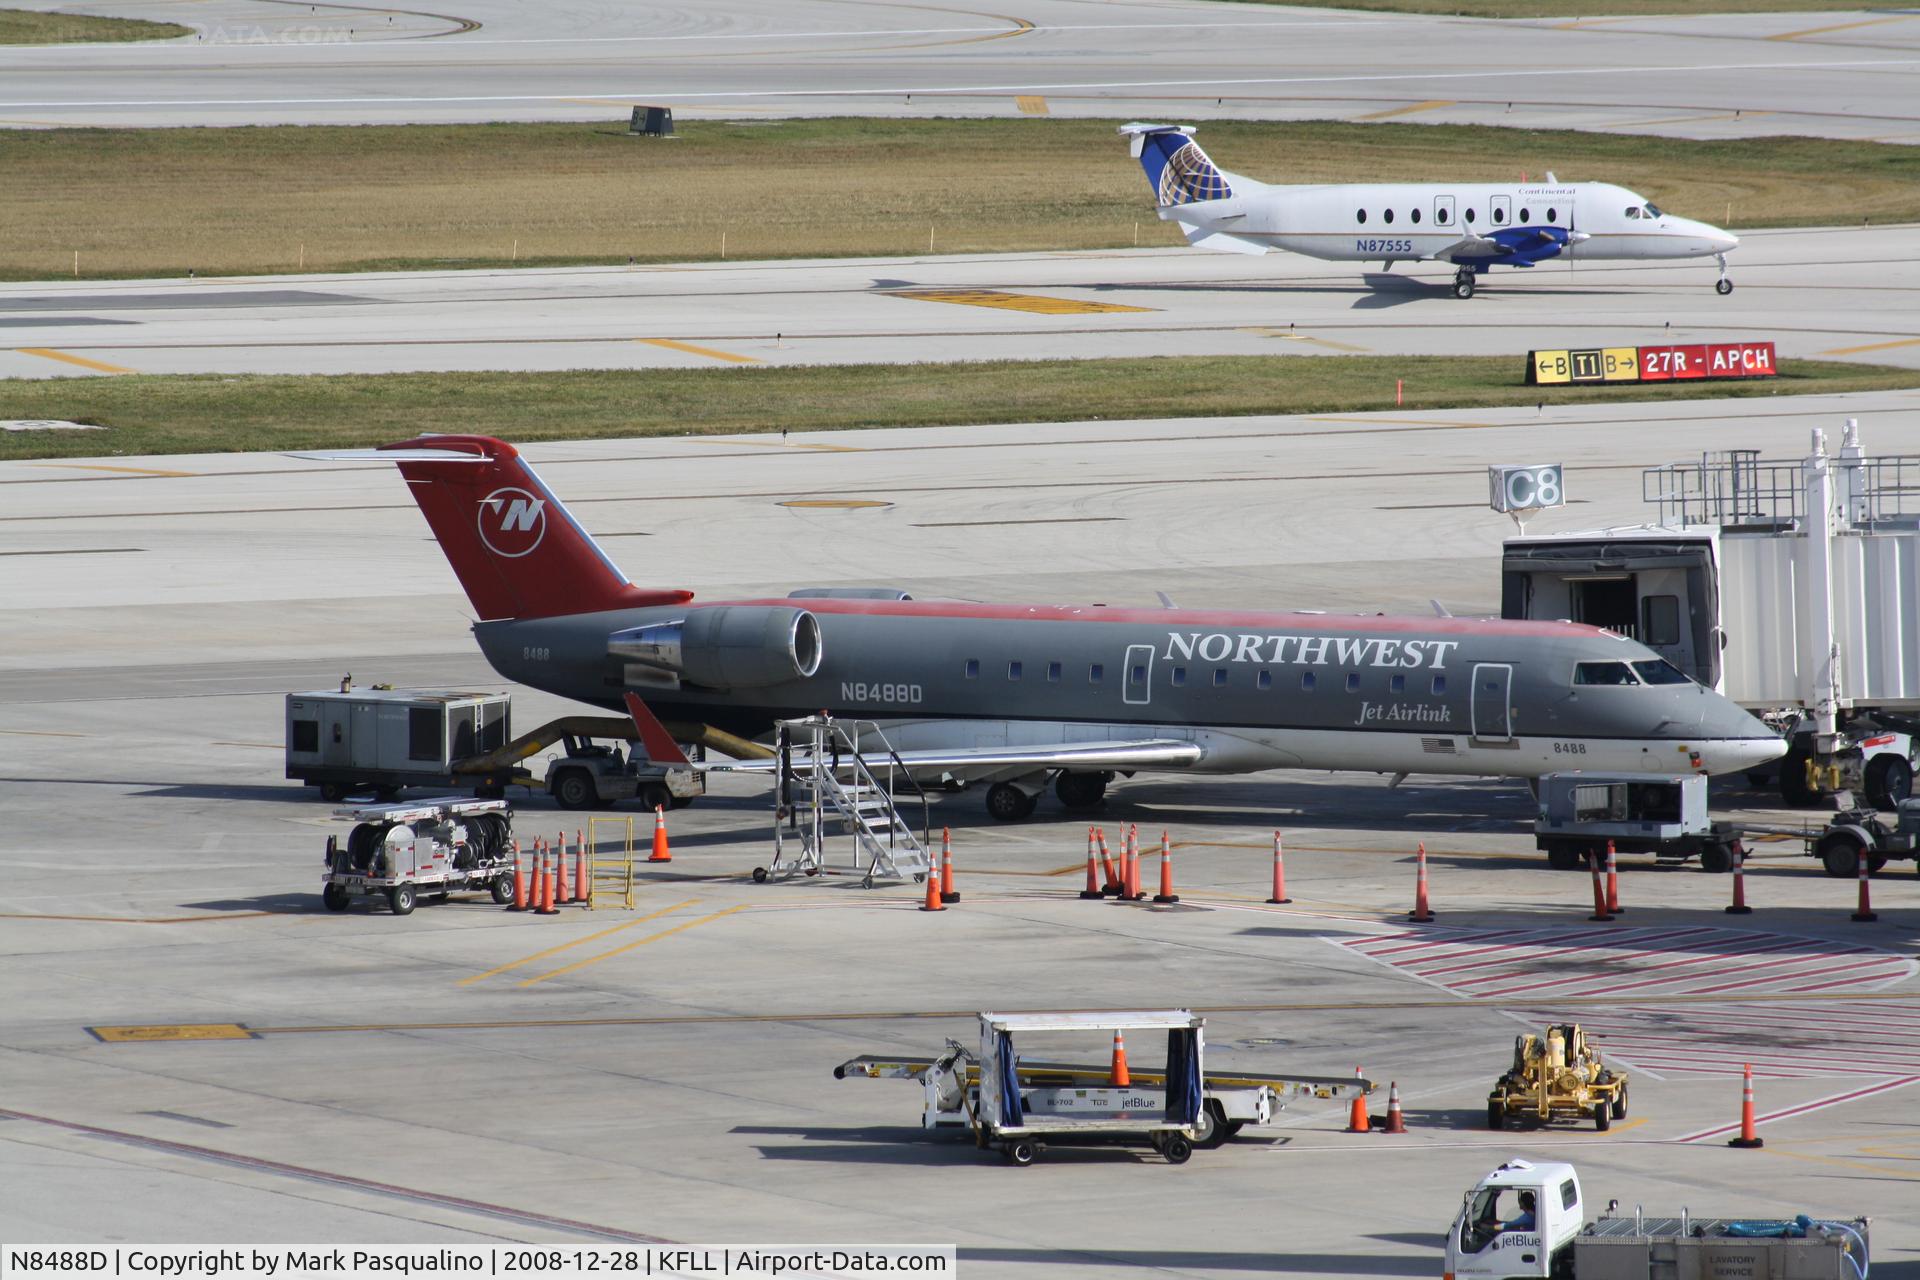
1, 1, 1916, 139
3, 225, 1917, 379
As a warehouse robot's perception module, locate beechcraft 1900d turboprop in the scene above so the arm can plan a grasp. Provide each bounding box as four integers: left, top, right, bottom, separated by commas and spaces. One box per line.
329, 435, 1783, 820
1121, 123, 1740, 299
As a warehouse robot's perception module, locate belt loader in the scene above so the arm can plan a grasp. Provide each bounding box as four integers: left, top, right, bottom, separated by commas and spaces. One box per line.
1445, 1159, 1870, 1279
836, 1030, 1371, 1151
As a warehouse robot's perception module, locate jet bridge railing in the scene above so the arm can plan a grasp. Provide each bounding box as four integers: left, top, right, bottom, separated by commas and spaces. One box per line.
1646, 447, 1920, 528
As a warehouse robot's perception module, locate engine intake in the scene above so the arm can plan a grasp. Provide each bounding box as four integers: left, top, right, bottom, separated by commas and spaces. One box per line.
609, 606, 823, 690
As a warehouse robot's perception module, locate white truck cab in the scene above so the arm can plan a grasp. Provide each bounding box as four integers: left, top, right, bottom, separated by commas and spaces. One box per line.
1445, 1159, 1580, 1279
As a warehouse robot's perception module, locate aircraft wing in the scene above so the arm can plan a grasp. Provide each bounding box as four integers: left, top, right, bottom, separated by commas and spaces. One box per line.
702, 738, 1204, 776
1427, 233, 1503, 262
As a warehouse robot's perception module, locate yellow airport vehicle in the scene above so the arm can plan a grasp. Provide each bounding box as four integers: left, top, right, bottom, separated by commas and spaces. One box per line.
1486, 1024, 1627, 1132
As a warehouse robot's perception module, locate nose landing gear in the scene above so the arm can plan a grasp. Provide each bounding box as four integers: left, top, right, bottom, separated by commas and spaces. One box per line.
1452, 266, 1476, 299
1714, 253, 1733, 296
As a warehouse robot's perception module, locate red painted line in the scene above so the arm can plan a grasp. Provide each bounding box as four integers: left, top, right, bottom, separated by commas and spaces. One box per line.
1469, 940, 1869, 1000
1446, 929, 1725, 992
1677, 1075, 1920, 1141
1776, 962, 1914, 993
1584, 1036, 1920, 1073
1676, 952, 1893, 998
1438, 929, 1790, 988
1346, 929, 1521, 957
1408, 927, 1722, 978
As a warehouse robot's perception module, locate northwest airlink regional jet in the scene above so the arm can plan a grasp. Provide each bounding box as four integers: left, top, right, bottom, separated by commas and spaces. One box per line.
326, 436, 1783, 820
1121, 123, 1741, 299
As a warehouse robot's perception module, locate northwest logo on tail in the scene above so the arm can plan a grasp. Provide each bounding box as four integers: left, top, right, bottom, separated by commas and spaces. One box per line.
477, 487, 546, 558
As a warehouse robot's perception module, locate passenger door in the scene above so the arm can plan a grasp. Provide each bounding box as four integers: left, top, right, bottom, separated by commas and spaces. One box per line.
1471, 663, 1513, 742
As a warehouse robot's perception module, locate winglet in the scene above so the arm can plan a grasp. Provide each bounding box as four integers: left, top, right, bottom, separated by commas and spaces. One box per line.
624, 692, 691, 767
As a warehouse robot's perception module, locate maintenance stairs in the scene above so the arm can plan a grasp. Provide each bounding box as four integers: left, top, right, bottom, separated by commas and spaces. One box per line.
759, 716, 933, 887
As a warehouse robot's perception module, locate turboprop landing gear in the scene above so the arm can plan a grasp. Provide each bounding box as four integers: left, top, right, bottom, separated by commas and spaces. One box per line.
1452, 267, 1476, 299
985, 781, 1039, 822
1714, 254, 1733, 296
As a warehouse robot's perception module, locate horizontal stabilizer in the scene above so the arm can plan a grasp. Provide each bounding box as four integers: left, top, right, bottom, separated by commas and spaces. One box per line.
286, 448, 489, 463
1182, 223, 1269, 256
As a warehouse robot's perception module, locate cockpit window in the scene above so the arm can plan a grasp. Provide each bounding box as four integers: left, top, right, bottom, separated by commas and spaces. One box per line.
1624, 206, 1642, 219
1644, 202, 1662, 217
1632, 658, 1691, 686
1574, 661, 1639, 686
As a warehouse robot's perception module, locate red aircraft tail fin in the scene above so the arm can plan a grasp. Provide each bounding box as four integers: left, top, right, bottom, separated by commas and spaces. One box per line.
377, 435, 692, 622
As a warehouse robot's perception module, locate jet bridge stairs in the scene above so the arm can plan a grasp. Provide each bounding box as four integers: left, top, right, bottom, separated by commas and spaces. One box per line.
759, 715, 934, 887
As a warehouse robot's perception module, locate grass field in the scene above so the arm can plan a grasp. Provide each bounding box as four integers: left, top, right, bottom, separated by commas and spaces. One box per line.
0, 7, 187, 43
1226, 0, 1900, 15
3, 118, 1911, 281
2, 356, 1911, 461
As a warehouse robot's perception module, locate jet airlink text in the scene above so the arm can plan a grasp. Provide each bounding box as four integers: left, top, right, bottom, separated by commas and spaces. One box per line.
1164, 632, 1461, 669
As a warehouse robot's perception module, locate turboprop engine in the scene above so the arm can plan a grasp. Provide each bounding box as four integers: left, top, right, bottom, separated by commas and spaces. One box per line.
608, 605, 823, 690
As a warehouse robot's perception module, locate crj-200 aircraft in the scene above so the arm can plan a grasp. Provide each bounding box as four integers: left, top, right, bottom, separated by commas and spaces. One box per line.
1121, 123, 1740, 299
339, 436, 1782, 820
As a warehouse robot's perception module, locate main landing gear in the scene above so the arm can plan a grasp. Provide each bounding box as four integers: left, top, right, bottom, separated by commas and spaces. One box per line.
1714, 253, 1734, 296
1452, 267, 1476, 300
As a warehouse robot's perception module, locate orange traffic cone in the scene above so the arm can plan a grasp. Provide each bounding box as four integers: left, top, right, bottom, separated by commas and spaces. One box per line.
507, 840, 527, 911
1154, 830, 1179, 903
1726, 844, 1753, 915
1096, 828, 1122, 896
1267, 830, 1291, 904
1728, 1063, 1764, 1148
535, 843, 558, 915
574, 828, 587, 904
1109, 1029, 1131, 1087
1409, 842, 1435, 922
939, 827, 959, 903
555, 830, 573, 904
1126, 824, 1144, 901
1347, 1067, 1371, 1133
1080, 827, 1104, 900
649, 805, 672, 863
1604, 840, 1623, 915
1851, 851, 1878, 923
1383, 1082, 1407, 1134
919, 862, 946, 912
1588, 852, 1614, 922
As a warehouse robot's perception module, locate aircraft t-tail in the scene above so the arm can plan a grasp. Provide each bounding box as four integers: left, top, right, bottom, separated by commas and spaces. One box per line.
1121, 123, 1740, 299
332, 435, 1783, 819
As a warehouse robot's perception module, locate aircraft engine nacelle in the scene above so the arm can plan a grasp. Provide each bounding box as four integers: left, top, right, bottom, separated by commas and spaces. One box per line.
608, 606, 824, 690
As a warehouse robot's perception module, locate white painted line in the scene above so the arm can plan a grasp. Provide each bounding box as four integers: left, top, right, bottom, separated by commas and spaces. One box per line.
1676, 1075, 1920, 1142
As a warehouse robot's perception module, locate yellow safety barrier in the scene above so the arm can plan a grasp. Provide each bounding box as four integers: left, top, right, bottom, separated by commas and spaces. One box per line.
588, 815, 636, 910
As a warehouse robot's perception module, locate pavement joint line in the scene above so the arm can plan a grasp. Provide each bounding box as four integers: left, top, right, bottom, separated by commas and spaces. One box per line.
517, 904, 750, 987
456, 899, 698, 986
634, 337, 761, 364
133, 990, 1920, 1041
0, 1107, 672, 1243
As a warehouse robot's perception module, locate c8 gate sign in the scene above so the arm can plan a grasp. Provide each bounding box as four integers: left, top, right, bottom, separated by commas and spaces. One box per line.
1527, 341, 1776, 385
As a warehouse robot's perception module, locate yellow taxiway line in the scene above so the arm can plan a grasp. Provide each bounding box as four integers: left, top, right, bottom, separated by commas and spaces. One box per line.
1352, 100, 1455, 122
26, 463, 195, 477
457, 899, 699, 986
14, 348, 135, 374
1820, 336, 1920, 357
635, 337, 761, 364
517, 904, 748, 987
1768, 14, 1915, 41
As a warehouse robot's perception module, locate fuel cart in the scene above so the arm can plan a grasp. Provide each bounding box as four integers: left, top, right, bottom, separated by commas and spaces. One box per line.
322, 797, 515, 916
928, 1011, 1208, 1166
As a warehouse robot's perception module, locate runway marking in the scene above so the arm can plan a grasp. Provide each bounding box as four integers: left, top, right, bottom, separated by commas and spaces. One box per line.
1351, 99, 1454, 121
1614, 111, 1772, 128
516, 904, 748, 987
635, 337, 761, 365
13, 347, 135, 374
1768, 15, 1917, 42
456, 899, 698, 986
1341, 926, 1919, 1080
0, 546, 143, 557
912, 516, 1122, 528
891, 289, 1156, 316
777, 498, 891, 509
0, 728, 90, 738
1819, 336, 1920, 356
1676, 1075, 1920, 1142
1015, 95, 1049, 115
0, 1107, 672, 1243
1307, 415, 1500, 428
89, 1024, 256, 1044
25, 463, 194, 476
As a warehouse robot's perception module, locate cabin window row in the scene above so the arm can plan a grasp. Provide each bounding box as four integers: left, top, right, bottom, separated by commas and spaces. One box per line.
1355, 205, 1559, 227
962, 658, 1447, 695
